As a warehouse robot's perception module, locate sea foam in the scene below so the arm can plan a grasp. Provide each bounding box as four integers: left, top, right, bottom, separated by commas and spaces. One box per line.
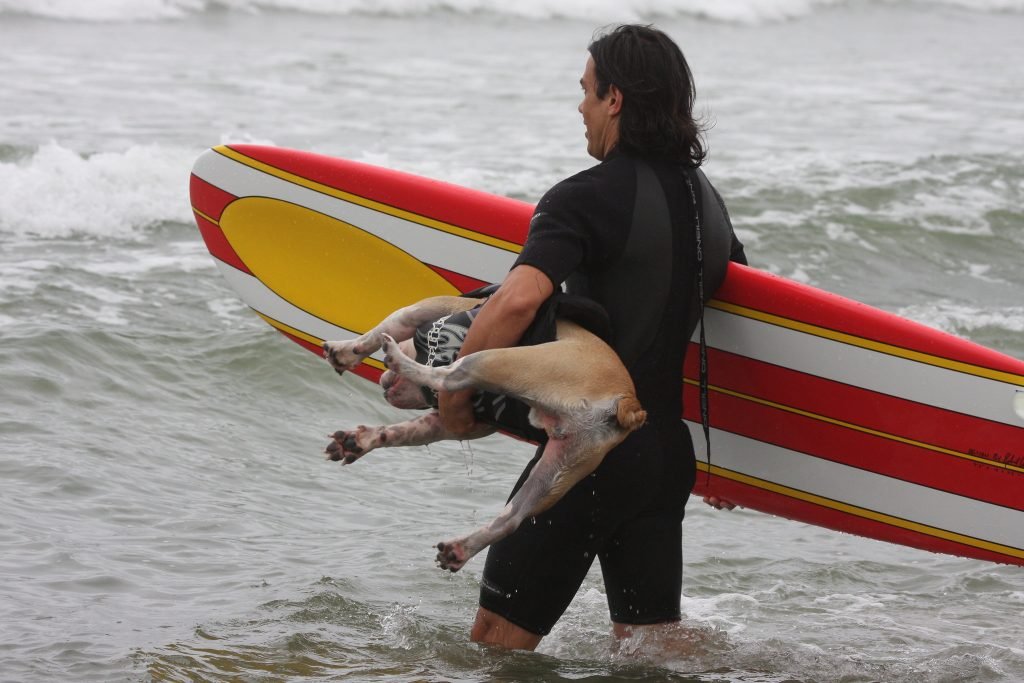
0, 142, 198, 239
897, 301, 1024, 336
0, 0, 1020, 23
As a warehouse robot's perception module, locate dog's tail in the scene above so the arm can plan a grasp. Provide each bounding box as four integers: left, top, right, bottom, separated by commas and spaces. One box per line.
615, 395, 647, 432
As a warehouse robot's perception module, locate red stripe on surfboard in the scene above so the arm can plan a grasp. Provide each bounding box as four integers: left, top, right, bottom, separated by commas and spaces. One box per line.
189, 173, 236, 221
684, 346, 1023, 472
351, 363, 383, 384
428, 265, 492, 293
225, 145, 533, 246
717, 264, 1024, 378
189, 173, 251, 274
194, 211, 251, 275
692, 472, 1024, 566
278, 329, 384, 383
279, 330, 322, 356
281, 329, 386, 381
683, 383, 1024, 511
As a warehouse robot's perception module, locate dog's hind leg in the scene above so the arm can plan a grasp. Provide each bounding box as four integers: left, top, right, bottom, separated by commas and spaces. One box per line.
435, 430, 625, 572
379, 333, 643, 424
323, 296, 479, 375
326, 411, 496, 464
378, 331, 512, 394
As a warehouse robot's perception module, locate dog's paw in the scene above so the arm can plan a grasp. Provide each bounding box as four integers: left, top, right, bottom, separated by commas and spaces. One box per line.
435, 540, 470, 572
380, 334, 405, 372
322, 340, 369, 375
325, 427, 376, 464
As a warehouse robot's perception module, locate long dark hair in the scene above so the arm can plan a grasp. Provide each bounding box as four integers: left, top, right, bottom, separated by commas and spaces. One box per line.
588, 25, 706, 166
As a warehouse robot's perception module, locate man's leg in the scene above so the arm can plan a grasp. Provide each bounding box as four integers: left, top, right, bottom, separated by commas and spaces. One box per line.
471, 444, 601, 647
598, 423, 692, 633
471, 607, 543, 650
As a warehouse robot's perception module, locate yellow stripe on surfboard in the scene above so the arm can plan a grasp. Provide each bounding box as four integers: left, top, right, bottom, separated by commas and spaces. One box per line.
214, 145, 523, 255
192, 206, 219, 226
219, 196, 460, 334
709, 300, 1024, 387
697, 461, 1024, 561
684, 378, 1024, 475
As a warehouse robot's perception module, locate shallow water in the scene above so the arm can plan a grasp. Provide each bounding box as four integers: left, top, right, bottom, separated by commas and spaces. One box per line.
1, 1, 1023, 680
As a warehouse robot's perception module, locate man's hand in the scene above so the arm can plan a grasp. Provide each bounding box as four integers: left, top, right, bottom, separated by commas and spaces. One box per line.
703, 496, 737, 511
439, 388, 479, 438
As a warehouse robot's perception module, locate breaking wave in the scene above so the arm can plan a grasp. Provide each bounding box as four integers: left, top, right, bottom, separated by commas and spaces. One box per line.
0, 0, 1021, 24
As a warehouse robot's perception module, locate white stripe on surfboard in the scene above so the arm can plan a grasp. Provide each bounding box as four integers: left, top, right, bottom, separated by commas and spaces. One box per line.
685, 421, 1024, 553
193, 151, 516, 284
216, 261, 394, 364
696, 307, 1023, 428
195, 150, 1020, 428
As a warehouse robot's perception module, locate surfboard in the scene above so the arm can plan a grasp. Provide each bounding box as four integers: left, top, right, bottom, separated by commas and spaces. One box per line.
190, 144, 1024, 567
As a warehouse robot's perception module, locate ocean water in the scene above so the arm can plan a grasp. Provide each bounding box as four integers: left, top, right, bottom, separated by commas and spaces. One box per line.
1, 1, 1023, 681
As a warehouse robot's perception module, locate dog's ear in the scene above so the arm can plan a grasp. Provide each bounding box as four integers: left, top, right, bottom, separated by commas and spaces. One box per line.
461, 283, 501, 299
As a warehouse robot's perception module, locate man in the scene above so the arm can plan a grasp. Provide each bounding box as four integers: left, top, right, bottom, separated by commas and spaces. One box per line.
440, 24, 746, 649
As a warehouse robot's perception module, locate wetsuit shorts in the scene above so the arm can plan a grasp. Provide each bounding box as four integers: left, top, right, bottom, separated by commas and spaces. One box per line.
478, 415, 694, 635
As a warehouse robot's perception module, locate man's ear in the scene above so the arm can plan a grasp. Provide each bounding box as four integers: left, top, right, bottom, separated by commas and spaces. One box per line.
607, 84, 623, 116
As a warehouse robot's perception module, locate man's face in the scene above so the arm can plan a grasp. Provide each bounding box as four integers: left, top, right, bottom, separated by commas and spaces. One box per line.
578, 56, 619, 160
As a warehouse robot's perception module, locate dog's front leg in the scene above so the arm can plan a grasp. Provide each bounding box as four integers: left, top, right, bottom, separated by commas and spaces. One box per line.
326, 411, 495, 464
323, 296, 479, 375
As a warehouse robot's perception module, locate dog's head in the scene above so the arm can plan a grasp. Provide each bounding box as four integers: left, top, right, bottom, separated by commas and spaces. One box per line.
379, 338, 432, 409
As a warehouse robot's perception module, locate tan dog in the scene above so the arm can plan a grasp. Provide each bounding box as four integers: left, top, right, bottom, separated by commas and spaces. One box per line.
322, 295, 646, 572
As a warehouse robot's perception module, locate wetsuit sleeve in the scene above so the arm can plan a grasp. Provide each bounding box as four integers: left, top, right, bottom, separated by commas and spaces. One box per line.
512, 180, 587, 288
512, 171, 627, 289
708, 181, 747, 266
730, 233, 748, 265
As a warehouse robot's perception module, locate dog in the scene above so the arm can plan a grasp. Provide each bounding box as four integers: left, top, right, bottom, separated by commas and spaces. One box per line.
322, 294, 646, 572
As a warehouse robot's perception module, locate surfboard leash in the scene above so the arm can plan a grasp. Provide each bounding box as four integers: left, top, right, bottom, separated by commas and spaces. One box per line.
684, 171, 712, 488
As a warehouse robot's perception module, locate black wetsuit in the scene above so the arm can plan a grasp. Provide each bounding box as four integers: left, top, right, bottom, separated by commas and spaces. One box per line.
477, 149, 746, 635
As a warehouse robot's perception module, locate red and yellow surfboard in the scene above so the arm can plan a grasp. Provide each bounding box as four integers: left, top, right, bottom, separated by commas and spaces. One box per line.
191, 144, 1024, 566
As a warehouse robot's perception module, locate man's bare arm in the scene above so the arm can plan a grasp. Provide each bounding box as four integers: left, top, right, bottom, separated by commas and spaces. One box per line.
438, 265, 555, 436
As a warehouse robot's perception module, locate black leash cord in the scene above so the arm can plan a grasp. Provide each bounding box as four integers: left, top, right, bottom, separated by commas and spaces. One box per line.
684, 172, 711, 486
